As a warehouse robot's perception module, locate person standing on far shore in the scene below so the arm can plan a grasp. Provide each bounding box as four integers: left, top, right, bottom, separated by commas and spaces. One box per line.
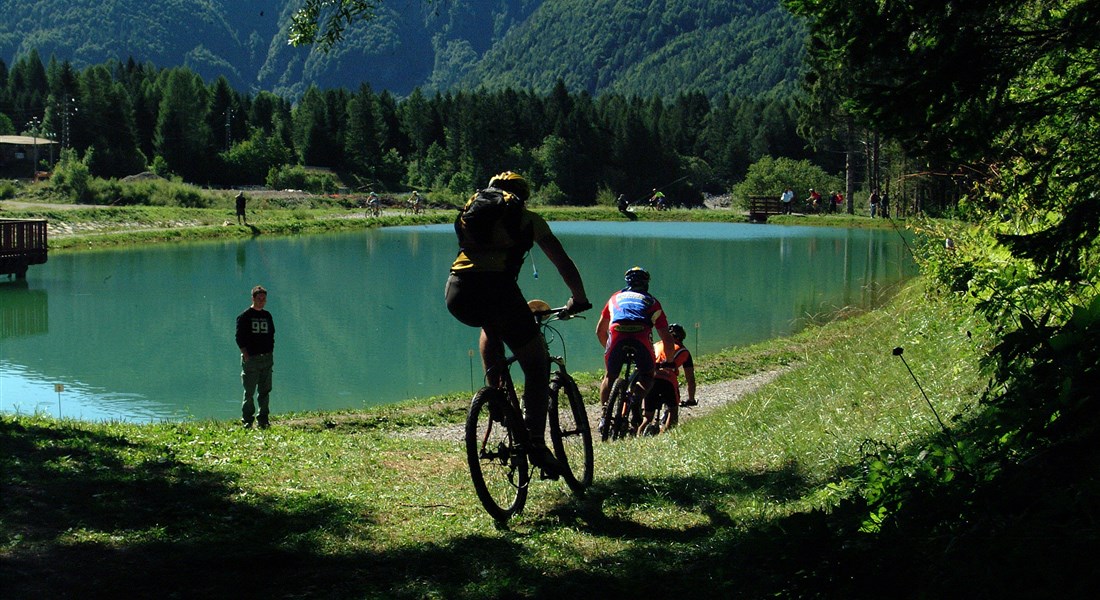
236, 285, 274, 428
235, 191, 247, 225
780, 187, 794, 215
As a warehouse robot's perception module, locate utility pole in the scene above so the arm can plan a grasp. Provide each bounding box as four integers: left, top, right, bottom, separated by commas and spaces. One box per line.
845, 119, 855, 214
225, 108, 233, 150
25, 117, 41, 179
62, 97, 76, 149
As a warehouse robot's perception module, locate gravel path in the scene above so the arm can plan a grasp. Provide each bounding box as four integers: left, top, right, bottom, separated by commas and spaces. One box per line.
397, 367, 788, 442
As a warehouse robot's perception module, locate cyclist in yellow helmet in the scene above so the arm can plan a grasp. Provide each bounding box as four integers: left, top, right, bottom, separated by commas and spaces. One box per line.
445, 171, 591, 476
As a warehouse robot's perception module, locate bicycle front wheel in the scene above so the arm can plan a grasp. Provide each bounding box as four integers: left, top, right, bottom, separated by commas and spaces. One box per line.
549, 373, 593, 493
466, 387, 529, 521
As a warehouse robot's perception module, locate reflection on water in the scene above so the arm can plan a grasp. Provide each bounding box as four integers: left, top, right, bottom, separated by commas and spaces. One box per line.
0, 221, 916, 422
1, 281, 48, 338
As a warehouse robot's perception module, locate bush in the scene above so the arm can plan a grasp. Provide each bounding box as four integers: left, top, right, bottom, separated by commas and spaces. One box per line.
219, 133, 293, 186
150, 155, 172, 179
532, 181, 568, 206
446, 171, 474, 196
49, 149, 93, 203
0, 179, 17, 199
266, 164, 342, 194
424, 188, 465, 210
594, 185, 619, 207
730, 156, 842, 210
78, 177, 216, 208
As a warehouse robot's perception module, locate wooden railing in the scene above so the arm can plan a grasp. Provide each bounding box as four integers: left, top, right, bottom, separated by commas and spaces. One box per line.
1, 218, 48, 279
746, 196, 785, 223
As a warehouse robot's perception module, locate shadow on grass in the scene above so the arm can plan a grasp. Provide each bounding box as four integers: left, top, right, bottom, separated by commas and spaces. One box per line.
0, 416, 850, 599
3, 417, 1096, 599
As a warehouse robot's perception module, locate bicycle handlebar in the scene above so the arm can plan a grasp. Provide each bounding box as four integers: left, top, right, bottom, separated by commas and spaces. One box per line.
534, 301, 592, 321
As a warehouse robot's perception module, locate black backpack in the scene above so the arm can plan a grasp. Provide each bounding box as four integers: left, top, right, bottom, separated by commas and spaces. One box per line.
454, 187, 532, 251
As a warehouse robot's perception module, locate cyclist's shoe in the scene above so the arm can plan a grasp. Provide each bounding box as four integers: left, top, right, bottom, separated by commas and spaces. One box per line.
680, 399, 698, 407
527, 444, 563, 481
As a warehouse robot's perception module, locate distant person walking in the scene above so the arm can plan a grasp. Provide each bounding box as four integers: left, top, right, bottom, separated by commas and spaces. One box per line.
780, 187, 794, 214
236, 285, 275, 428
235, 191, 247, 225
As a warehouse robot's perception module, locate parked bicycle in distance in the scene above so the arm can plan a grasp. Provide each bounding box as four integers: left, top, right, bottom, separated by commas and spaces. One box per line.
465, 301, 593, 522
599, 346, 645, 441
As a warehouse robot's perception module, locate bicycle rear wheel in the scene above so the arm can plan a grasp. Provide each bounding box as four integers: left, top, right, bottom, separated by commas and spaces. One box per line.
465, 387, 529, 521
602, 377, 631, 441
549, 373, 593, 493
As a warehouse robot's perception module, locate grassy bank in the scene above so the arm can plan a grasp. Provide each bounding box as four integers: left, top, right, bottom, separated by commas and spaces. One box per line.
1, 280, 1000, 598
0, 195, 899, 252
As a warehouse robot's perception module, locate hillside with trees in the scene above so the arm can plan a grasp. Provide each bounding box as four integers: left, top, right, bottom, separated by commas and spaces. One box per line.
0, 0, 802, 101
458, 0, 804, 99
0, 47, 815, 205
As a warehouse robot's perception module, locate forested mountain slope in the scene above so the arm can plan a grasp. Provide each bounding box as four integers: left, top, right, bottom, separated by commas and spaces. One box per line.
0, 0, 802, 99
459, 0, 804, 98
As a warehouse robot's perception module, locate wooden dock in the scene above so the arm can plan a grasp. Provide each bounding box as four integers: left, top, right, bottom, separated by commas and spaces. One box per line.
1, 218, 48, 279
747, 196, 785, 223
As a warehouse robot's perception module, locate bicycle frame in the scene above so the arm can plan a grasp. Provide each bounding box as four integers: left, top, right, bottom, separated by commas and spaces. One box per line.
465, 304, 593, 521
601, 346, 646, 441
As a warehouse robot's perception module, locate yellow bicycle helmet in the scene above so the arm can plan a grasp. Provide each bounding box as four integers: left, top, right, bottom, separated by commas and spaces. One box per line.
487, 171, 531, 201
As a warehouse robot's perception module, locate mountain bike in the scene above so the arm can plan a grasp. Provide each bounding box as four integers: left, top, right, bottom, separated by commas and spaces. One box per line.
465, 302, 593, 522
599, 346, 645, 441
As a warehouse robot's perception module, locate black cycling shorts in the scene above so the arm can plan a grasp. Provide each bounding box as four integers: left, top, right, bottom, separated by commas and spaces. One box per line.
645, 378, 677, 413
445, 271, 539, 350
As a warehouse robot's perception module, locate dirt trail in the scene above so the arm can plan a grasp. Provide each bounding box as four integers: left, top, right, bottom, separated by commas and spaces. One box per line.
398, 368, 787, 442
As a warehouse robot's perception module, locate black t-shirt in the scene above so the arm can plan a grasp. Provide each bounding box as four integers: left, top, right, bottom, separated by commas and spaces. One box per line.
236, 308, 275, 354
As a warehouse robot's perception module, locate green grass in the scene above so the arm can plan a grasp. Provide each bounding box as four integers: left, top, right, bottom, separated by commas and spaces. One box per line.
1, 280, 998, 598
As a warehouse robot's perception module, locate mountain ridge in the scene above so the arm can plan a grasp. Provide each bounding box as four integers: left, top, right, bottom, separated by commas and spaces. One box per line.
0, 0, 803, 99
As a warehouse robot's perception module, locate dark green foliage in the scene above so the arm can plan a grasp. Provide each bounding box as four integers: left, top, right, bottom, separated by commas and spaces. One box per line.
2, 1, 802, 102
5, 50, 820, 201
463, 0, 805, 100
154, 69, 212, 182
788, 0, 1100, 591
47, 147, 91, 201
266, 164, 343, 194
2, 1, 827, 200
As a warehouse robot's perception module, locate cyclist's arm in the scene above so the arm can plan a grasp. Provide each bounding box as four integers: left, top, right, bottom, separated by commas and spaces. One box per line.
536, 232, 589, 307
656, 321, 678, 353
682, 361, 696, 403
595, 310, 610, 347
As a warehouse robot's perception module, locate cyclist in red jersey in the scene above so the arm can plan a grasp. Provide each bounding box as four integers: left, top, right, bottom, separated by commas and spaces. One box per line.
595, 267, 679, 421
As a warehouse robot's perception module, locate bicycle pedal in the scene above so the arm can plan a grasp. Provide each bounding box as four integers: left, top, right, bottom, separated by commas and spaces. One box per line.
537, 468, 560, 481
